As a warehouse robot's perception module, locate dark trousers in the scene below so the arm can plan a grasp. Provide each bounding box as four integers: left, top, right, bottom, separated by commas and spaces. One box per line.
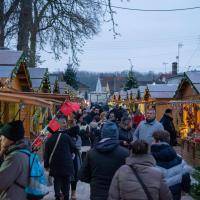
71, 180, 77, 191
53, 176, 71, 200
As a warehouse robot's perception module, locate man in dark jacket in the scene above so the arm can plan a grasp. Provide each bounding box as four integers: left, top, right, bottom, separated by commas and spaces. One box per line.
44, 118, 76, 200
160, 109, 177, 146
79, 121, 129, 200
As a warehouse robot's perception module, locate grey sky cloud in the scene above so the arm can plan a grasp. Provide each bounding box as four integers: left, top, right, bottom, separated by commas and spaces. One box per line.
42, 0, 200, 73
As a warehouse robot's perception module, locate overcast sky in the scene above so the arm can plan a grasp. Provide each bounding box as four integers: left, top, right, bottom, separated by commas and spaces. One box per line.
42, 0, 200, 73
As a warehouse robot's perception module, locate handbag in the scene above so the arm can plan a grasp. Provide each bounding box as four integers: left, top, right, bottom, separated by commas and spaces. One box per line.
49, 132, 62, 165
128, 165, 153, 200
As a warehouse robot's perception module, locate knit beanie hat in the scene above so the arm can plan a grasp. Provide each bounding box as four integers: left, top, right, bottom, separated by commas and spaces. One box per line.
0, 120, 25, 142
101, 121, 119, 139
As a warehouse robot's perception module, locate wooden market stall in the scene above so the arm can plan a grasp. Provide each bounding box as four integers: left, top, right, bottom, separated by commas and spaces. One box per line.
28, 67, 51, 93
0, 91, 52, 138
173, 71, 200, 166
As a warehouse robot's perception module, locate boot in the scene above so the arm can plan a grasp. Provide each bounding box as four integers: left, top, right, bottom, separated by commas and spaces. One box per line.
71, 190, 77, 200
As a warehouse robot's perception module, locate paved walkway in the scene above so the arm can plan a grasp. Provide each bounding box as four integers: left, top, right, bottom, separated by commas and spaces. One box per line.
44, 181, 90, 200
44, 181, 193, 200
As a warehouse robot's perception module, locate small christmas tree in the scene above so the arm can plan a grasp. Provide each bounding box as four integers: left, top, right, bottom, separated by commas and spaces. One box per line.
124, 67, 138, 91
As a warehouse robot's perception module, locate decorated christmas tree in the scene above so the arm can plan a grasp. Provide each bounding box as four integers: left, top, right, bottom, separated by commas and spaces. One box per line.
124, 67, 138, 91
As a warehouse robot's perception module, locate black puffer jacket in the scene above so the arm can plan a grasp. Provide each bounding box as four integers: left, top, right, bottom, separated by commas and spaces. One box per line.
118, 127, 134, 147
151, 143, 191, 200
160, 114, 177, 146
44, 131, 76, 177
79, 139, 129, 200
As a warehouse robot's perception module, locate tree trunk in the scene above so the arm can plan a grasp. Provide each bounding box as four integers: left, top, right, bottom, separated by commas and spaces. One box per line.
0, 1, 5, 47
29, 28, 37, 67
17, 0, 32, 55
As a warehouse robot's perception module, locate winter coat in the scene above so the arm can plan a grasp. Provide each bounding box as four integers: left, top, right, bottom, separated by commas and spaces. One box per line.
79, 139, 129, 200
133, 120, 164, 144
160, 114, 177, 146
44, 131, 76, 177
0, 139, 30, 200
89, 122, 101, 147
108, 154, 173, 200
79, 124, 91, 146
151, 143, 191, 200
68, 126, 82, 181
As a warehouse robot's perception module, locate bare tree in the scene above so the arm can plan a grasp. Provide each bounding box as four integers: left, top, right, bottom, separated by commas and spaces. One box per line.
1, 0, 122, 67
17, 0, 32, 54
0, 0, 20, 47
28, 0, 102, 67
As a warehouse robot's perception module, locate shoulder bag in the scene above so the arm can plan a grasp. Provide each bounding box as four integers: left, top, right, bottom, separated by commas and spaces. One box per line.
128, 165, 153, 200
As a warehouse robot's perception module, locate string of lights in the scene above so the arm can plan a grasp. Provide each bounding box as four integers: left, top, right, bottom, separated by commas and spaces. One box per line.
97, 2, 200, 12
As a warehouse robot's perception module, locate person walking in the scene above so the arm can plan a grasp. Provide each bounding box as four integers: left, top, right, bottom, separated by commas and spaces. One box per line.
79, 121, 129, 200
0, 120, 30, 200
79, 121, 91, 161
67, 119, 82, 200
151, 130, 191, 200
133, 108, 164, 144
108, 140, 172, 200
44, 117, 76, 200
160, 109, 177, 146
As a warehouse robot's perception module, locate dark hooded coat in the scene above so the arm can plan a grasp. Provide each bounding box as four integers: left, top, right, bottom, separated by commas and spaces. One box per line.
79, 139, 129, 200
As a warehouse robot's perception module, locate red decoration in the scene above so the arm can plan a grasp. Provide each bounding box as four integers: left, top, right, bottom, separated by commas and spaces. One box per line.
32, 137, 42, 148
47, 133, 52, 138
48, 118, 60, 132
194, 138, 200, 143
71, 102, 80, 111
60, 102, 73, 116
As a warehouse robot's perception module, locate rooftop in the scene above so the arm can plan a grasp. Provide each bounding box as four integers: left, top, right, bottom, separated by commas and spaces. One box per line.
0, 66, 15, 78
29, 68, 47, 79
0, 50, 23, 66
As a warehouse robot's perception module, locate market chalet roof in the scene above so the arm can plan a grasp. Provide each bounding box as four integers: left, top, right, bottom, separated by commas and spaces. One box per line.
0, 49, 23, 66
185, 71, 200, 93
49, 75, 58, 85
0, 66, 15, 78
59, 81, 77, 95
28, 67, 49, 91
29, 68, 47, 79
49, 74, 59, 92
147, 84, 178, 99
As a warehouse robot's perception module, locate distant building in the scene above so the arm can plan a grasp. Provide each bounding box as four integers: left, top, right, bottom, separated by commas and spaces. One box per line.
100, 75, 156, 94
89, 77, 109, 103
77, 81, 90, 99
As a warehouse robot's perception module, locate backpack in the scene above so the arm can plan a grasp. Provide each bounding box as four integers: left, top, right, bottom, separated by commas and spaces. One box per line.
19, 149, 49, 200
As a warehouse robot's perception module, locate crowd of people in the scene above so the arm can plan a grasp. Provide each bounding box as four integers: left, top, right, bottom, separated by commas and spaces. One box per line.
0, 104, 192, 200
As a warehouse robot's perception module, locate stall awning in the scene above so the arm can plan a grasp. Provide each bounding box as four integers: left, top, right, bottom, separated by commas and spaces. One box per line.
0, 92, 52, 107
